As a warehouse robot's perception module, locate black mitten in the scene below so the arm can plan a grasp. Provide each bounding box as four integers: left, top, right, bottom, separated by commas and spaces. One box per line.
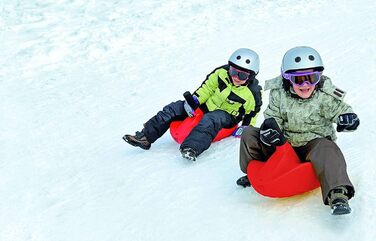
260, 118, 286, 146
337, 113, 359, 132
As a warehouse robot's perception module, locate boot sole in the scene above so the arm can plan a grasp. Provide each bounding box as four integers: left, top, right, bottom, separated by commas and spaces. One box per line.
123, 135, 150, 150
181, 152, 196, 161
331, 205, 352, 215
236, 181, 251, 188
236, 177, 251, 188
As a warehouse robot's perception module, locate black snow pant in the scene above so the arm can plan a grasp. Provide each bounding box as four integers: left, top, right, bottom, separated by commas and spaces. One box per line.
239, 126, 355, 205
142, 100, 237, 156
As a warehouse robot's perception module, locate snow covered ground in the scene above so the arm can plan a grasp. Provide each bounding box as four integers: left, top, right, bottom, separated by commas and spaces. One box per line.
1, 0, 376, 240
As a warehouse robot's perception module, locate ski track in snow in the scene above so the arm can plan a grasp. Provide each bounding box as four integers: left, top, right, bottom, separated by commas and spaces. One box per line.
1, 0, 376, 241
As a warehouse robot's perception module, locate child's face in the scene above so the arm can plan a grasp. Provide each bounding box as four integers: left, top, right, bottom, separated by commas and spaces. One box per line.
290, 69, 318, 99
229, 66, 249, 86
292, 82, 316, 99
231, 75, 248, 86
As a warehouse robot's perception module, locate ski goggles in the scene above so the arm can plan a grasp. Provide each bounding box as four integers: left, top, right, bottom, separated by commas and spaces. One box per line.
282, 71, 322, 86
229, 66, 251, 81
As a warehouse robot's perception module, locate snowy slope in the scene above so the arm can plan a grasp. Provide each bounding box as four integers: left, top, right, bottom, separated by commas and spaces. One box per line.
1, 0, 376, 240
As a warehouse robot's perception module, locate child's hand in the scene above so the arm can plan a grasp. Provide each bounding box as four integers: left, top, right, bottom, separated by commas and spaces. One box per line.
183, 100, 195, 117
336, 113, 359, 132
260, 118, 286, 146
183, 91, 199, 118
232, 126, 246, 138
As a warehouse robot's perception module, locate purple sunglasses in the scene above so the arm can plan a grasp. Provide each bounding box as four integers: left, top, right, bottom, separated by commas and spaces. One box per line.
282, 71, 322, 86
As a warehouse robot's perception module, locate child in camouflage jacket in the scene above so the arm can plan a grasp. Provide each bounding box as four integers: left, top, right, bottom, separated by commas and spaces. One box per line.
238, 46, 359, 215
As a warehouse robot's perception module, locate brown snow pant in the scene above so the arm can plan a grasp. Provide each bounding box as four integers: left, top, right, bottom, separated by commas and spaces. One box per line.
239, 126, 355, 205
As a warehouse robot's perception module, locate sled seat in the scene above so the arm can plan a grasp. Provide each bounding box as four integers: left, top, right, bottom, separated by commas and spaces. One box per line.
247, 142, 320, 198
170, 108, 238, 144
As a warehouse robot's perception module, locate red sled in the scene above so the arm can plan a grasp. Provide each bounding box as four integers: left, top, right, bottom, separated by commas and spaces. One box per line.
247, 142, 320, 198
169, 108, 238, 144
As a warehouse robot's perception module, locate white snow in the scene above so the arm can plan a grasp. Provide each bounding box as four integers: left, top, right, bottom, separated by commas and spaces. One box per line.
1, 0, 376, 240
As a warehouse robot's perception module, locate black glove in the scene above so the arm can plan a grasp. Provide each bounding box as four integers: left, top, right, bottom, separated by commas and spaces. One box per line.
337, 113, 359, 132
260, 118, 286, 146
183, 91, 199, 117
183, 91, 199, 109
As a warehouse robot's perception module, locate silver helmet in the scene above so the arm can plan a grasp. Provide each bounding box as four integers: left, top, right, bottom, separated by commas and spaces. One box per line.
229, 48, 260, 74
281, 46, 324, 74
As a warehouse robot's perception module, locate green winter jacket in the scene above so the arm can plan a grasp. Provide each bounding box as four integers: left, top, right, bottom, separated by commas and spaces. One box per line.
264, 75, 353, 147
193, 65, 262, 126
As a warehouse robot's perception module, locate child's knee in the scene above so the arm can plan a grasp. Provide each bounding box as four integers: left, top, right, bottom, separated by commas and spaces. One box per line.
241, 126, 259, 142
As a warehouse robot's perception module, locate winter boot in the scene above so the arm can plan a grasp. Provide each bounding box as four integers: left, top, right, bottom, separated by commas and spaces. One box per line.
328, 186, 351, 215
180, 148, 197, 161
236, 175, 251, 188
123, 131, 151, 150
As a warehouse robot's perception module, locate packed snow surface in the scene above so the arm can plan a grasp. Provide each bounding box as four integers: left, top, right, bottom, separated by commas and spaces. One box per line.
1, 0, 375, 240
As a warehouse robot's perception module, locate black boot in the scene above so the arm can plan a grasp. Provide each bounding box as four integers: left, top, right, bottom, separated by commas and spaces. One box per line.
236, 175, 251, 188
123, 131, 151, 150
328, 186, 351, 215
180, 148, 197, 161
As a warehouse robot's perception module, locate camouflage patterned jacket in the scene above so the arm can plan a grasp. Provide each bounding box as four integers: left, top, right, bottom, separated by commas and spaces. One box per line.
263, 75, 353, 147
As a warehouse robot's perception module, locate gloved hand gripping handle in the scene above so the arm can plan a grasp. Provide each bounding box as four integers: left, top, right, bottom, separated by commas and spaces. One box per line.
183, 91, 199, 110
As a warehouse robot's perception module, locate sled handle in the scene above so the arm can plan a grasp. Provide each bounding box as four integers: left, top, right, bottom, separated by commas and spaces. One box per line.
183, 91, 199, 110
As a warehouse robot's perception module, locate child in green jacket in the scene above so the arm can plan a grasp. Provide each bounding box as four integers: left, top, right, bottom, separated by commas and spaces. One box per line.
124, 48, 262, 161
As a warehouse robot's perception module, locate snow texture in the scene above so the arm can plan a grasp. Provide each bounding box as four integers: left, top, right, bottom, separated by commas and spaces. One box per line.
1, 0, 376, 240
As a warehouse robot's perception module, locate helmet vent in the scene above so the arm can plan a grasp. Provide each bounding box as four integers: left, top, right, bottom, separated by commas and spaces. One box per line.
228, 48, 259, 73
281, 46, 324, 73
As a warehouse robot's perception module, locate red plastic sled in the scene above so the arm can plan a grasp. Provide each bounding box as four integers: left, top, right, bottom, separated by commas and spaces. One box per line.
247, 142, 320, 198
170, 108, 238, 144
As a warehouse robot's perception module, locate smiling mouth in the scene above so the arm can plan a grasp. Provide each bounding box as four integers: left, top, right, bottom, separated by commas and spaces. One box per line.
233, 77, 245, 83
299, 88, 311, 93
